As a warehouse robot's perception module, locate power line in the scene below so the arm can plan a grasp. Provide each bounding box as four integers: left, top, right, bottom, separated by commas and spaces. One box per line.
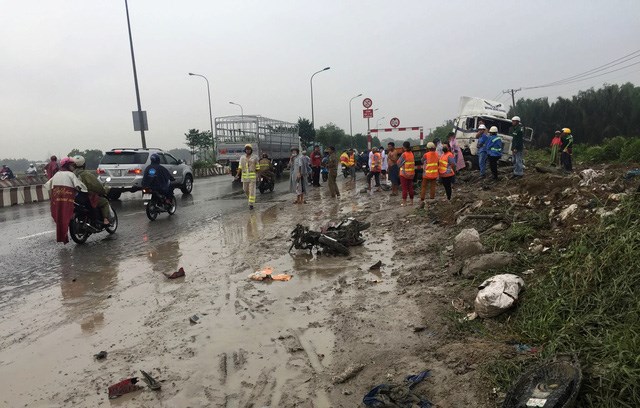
523, 48, 640, 90
524, 60, 640, 90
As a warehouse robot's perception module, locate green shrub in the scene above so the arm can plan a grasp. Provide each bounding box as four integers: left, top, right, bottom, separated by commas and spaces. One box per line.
619, 138, 640, 163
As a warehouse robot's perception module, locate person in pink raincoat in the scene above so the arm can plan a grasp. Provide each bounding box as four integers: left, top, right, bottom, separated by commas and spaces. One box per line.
447, 131, 466, 172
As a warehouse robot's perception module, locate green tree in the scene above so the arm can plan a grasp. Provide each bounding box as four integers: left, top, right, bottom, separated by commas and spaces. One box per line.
316, 123, 347, 149
298, 117, 315, 146
185, 129, 214, 162
67, 149, 103, 169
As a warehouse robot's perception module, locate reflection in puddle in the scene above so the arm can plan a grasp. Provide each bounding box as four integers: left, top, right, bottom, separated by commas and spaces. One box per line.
147, 239, 182, 274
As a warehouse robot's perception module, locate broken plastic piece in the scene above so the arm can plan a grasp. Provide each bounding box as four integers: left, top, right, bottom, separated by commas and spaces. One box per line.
369, 260, 382, 270
248, 267, 292, 282
94, 351, 108, 360
108, 377, 141, 399
140, 370, 161, 390
165, 267, 185, 279
189, 314, 201, 324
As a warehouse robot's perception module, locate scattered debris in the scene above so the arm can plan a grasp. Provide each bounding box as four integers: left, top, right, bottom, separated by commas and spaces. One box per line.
189, 314, 201, 324
332, 363, 366, 384
558, 204, 578, 221
474, 274, 525, 318
248, 267, 292, 282
454, 228, 485, 260
608, 193, 627, 202
369, 260, 382, 270
522, 269, 535, 276
502, 355, 582, 408
289, 218, 370, 255
140, 370, 161, 390
108, 377, 142, 399
164, 267, 185, 279
460, 251, 515, 278
94, 351, 108, 360
579, 168, 604, 186
363, 370, 432, 407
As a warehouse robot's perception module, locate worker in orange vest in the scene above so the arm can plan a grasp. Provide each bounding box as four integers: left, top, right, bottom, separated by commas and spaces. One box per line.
438, 144, 457, 200
420, 142, 439, 207
396, 141, 416, 206
366, 147, 382, 191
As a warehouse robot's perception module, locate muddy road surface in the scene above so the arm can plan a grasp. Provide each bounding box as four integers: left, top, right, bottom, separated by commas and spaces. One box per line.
0, 175, 495, 407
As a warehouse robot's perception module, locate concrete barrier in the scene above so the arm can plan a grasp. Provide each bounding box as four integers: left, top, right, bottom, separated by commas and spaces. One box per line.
193, 167, 229, 178
0, 185, 49, 208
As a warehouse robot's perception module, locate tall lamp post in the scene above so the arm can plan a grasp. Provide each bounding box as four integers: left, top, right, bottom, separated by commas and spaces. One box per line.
229, 101, 244, 117
188, 72, 214, 151
348, 93, 363, 138
124, 0, 146, 148
310, 67, 330, 129
376, 116, 386, 129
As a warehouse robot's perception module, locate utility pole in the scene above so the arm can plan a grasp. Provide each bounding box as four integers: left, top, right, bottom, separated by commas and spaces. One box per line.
502, 88, 522, 111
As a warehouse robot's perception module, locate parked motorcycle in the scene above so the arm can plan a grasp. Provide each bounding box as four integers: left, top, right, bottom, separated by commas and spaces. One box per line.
342, 165, 350, 178
258, 174, 274, 194
69, 195, 118, 244
321, 166, 328, 182
143, 189, 177, 221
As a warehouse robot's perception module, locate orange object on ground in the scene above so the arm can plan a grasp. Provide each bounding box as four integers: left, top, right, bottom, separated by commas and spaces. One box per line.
248, 267, 292, 282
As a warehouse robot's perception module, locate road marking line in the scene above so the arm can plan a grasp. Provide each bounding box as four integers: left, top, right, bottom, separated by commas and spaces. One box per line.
17, 230, 55, 240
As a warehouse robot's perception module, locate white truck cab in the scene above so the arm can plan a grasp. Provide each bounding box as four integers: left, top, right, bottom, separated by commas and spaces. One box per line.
452, 96, 533, 166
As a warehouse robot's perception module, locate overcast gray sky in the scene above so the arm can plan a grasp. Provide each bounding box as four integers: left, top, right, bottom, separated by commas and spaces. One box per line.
2, 0, 640, 160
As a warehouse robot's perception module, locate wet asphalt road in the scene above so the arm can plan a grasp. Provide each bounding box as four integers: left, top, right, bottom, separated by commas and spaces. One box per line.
0, 176, 289, 308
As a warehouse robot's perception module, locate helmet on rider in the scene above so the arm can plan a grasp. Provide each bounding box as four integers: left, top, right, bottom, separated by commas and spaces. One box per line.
72, 155, 86, 167
261, 153, 269, 159
489, 126, 499, 133
150, 153, 161, 164
59, 157, 75, 169
562, 128, 571, 134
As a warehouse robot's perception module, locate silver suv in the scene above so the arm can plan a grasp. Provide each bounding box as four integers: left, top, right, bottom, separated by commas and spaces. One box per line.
97, 148, 193, 199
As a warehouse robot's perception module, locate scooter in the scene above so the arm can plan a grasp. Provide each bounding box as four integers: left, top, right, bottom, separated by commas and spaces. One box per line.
69, 179, 118, 244
143, 189, 177, 221
258, 174, 275, 194
321, 166, 328, 182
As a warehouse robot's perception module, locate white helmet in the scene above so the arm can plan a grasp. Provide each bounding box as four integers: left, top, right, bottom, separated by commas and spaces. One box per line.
489, 126, 499, 133
478, 124, 486, 130
511, 116, 521, 122
72, 155, 86, 167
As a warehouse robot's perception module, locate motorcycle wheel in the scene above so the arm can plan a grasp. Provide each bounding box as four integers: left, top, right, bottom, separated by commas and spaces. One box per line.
105, 208, 118, 233
69, 217, 90, 244
318, 235, 350, 256
259, 185, 265, 194
269, 184, 274, 192
167, 197, 177, 215
146, 199, 159, 221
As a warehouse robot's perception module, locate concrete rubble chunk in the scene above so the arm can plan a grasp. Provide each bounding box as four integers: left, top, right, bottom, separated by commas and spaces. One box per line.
454, 228, 484, 260
460, 251, 516, 278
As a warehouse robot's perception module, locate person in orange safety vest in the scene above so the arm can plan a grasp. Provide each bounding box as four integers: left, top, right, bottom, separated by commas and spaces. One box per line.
396, 141, 416, 206
366, 147, 382, 191
420, 142, 439, 207
438, 144, 456, 200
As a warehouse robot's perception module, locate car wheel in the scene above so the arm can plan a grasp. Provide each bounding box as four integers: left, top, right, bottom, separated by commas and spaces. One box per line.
180, 174, 193, 195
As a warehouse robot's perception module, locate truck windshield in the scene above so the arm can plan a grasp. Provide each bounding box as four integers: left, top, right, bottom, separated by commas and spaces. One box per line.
101, 152, 149, 165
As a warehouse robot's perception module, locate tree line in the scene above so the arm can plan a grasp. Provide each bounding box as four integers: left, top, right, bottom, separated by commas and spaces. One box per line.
509, 82, 640, 148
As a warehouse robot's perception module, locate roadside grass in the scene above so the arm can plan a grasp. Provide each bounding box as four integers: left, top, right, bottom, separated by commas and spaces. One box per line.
487, 195, 640, 407
484, 223, 536, 252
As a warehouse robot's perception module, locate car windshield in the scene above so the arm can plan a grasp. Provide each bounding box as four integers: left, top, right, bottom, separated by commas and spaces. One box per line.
101, 152, 149, 165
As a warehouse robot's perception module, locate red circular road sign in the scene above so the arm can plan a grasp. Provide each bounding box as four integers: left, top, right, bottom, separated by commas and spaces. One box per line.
390, 117, 400, 128
362, 98, 373, 108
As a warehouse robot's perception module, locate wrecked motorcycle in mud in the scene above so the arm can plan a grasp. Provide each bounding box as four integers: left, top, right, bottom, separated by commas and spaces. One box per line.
289, 218, 370, 256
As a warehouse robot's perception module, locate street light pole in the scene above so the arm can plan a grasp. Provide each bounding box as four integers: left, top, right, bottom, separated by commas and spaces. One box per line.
310, 66, 330, 130
188, 73, 215, 151
124, 0, 146, 148
376, 116, 386, 129
349, 93, 362, 138
229, 101, 244, 117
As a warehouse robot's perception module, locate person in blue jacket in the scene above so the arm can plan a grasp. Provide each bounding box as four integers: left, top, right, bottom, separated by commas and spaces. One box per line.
475, 124, 489, 178
485, 126, 503, 181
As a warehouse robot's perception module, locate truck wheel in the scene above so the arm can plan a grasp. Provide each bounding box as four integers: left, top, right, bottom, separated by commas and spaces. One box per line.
464, 155, 479, 170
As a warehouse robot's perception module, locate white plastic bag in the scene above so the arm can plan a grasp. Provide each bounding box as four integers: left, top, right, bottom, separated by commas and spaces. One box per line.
474, 274, 525, 318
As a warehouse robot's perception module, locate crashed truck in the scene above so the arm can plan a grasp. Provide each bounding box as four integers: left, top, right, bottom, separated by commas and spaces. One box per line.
452, 96, 534, 169
215, 115, 300, 177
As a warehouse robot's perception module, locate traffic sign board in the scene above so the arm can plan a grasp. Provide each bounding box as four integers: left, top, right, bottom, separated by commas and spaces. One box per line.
362, 98, 373, 108
363, 109, 374, 118
390, 117, 400, 128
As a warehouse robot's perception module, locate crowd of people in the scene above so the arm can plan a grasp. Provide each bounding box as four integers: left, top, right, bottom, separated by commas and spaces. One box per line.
233, 117, 577, 210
